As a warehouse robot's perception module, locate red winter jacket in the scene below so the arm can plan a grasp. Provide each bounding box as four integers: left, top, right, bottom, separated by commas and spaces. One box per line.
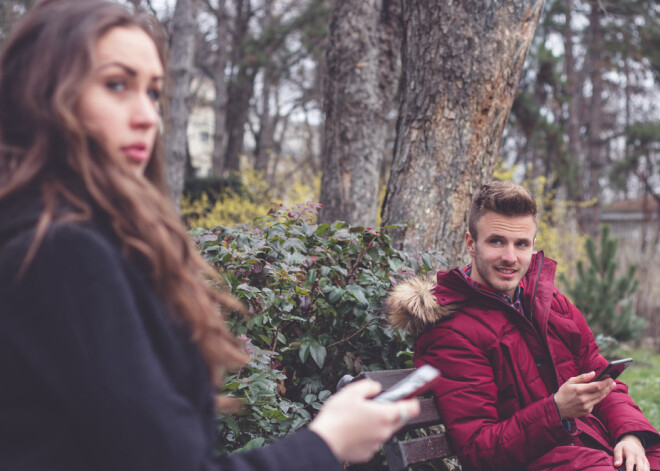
387, 252, 660, 471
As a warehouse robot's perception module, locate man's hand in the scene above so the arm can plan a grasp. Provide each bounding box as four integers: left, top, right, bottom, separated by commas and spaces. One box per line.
614, 434, 648, 471
553, 371, 616, 419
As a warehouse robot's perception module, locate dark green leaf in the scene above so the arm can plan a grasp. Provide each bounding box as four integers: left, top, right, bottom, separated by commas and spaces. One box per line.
234, 437, 266, 453
299, 342, 310, 363
310, 343, 326, 369
282, 237, 307, 253
346, 284, 369, 306
328, 286, 345, 304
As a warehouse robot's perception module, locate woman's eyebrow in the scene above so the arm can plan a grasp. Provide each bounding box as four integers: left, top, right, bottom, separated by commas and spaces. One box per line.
97, 61, 163, 82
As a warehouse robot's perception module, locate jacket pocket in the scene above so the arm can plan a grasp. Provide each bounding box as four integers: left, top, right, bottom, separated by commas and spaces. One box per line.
495, 336, 534, 419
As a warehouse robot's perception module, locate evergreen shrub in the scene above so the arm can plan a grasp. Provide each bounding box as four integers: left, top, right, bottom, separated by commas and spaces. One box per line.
561, 225, 646, 342
191, 202, 446, 454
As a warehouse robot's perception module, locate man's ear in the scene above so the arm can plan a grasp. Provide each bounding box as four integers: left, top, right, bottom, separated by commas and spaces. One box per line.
466, 231, 476, 257
533, 236, 536, 249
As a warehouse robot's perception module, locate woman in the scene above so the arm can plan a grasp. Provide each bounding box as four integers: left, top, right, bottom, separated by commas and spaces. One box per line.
0, 1, 419, 470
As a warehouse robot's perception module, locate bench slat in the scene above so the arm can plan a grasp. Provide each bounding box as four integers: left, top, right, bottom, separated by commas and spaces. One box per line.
341, 368, 455, 471
383, 434, 452, 471
399, 397, 441, 430
361, 369, 416, 390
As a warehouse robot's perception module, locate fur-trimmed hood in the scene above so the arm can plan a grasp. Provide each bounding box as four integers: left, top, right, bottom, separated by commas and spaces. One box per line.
385, 274, 459, 337
387, 253, 553, 337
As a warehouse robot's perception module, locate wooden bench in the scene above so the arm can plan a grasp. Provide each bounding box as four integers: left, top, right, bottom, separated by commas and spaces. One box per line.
338, 368, 457, 471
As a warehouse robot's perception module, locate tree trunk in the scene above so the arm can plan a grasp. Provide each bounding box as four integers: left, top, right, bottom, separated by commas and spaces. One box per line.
254, 2, 276, 178
222, 0, 258, 174
582, 0, 604, 238
563, 0, 584, 205
319, 0, 401, 226
211, 0, 229, 177
212, 74, 229, 176
381, 0, 545, 264
224, 64, 258, 172
0, 0, 36, 42
254, 70, 275, 176
165, 0, 195, 207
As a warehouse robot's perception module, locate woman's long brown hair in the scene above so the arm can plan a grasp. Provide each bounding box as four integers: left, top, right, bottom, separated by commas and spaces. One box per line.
0, 0, 248, 382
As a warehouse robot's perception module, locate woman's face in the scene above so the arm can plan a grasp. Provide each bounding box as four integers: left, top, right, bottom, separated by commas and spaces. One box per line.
78, 26, 163, 176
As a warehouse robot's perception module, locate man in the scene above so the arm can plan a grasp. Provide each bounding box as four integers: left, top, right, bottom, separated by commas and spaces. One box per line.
387, 181, 660, 471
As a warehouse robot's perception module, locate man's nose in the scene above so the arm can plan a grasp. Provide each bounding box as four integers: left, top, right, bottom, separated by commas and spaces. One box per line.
501, 244, 516, 263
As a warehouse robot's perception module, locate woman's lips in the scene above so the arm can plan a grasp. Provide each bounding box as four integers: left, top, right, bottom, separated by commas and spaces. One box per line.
121, 144, 149, 163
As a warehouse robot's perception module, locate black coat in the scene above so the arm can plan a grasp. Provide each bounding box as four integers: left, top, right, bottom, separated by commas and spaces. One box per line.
0, 199, 342, 471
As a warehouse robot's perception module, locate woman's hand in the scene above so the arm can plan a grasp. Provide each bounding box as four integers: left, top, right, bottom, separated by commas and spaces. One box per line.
309, 379, 420, 463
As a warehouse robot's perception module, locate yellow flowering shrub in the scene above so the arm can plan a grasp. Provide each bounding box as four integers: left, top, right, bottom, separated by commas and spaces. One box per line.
182, 163, 320, 228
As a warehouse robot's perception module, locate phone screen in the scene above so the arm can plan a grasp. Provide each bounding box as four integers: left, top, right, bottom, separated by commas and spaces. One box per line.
592, 358, 633, 382
372, 365, 441, 403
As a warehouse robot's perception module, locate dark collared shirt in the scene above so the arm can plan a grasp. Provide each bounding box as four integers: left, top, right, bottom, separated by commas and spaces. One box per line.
463, 266, 526, 319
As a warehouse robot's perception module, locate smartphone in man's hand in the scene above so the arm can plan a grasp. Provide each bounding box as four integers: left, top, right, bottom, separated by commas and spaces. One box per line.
591, 358, 633, 382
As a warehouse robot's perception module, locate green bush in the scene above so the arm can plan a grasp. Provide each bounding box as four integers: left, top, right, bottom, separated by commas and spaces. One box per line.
191, 202, 446, 454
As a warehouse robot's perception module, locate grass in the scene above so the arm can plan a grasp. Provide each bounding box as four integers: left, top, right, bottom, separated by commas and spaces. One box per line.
609, 346, 660, 431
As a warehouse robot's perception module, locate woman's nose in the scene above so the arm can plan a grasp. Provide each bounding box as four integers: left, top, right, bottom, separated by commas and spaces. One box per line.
130, 93, 158, 128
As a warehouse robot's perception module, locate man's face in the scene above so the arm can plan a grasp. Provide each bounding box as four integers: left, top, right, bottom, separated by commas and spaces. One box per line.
465, 212, 536, 299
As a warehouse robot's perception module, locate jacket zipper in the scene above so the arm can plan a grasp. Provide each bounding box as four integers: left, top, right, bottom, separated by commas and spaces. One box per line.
527, 252, 544, 324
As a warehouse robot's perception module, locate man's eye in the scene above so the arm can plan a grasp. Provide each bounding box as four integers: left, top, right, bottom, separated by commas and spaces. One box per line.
490, 239, 503, 245
106, 80, 126, 92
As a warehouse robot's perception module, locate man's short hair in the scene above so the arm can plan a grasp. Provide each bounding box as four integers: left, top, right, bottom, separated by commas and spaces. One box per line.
468, 181, 537, 240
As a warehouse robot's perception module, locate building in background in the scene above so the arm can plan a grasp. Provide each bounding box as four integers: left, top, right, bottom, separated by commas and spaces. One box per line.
186, 79, 215, 177
600, 194, 660, 251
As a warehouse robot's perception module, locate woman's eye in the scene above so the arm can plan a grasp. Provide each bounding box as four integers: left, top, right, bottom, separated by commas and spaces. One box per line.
106, 80, 126, 93
147, 88, 161, 101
